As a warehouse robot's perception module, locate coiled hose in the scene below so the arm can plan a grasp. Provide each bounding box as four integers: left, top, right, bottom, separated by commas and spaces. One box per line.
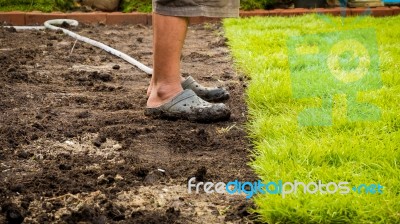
5, 19, 154, 75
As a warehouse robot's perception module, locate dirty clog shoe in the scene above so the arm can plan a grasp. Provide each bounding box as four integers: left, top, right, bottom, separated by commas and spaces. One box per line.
181, 76, 230, 102
145, 89, 231, 122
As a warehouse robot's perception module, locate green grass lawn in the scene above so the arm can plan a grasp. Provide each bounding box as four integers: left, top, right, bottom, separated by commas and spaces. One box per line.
224, 14, 400, 223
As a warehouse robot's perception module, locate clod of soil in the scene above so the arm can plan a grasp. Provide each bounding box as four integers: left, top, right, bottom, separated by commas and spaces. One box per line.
2, 202, 25, 224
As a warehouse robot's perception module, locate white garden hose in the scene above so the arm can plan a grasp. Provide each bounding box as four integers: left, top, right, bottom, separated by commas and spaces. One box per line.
5, 19, 154, 75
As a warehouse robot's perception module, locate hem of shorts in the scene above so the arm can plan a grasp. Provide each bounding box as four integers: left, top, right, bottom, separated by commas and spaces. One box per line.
153, 5, 239, 18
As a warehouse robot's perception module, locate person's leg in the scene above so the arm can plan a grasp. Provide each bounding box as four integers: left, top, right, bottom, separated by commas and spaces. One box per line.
147, 13, 188, 108
144, 9, 230, 121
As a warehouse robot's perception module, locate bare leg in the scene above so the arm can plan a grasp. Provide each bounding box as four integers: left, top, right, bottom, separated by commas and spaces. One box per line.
147, 77, 185, 97
147, 13, 188, 108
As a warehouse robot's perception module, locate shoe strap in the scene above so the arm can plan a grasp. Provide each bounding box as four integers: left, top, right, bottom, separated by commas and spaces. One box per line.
181, 76, 197, 89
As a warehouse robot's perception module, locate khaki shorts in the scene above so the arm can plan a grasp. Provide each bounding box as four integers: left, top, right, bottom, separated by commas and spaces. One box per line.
153, 0, 240, 18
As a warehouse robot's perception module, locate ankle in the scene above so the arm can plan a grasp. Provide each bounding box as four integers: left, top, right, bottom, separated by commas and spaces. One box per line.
147, 84, 183, 107
153, 83, 182, 99
147, 77, 184, 97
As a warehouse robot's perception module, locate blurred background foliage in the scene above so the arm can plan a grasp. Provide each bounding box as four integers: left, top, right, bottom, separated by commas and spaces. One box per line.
120, 0, 152, 13
0, 0, 295, 12
0, 0, 75, 12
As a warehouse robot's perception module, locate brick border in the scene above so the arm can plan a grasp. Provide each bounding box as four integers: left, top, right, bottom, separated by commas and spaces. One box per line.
0, 12, 25, 26
0, 7, 399, 26
25, 12, 69, 25
106, 12, 147, 25
392, 6, 400, 15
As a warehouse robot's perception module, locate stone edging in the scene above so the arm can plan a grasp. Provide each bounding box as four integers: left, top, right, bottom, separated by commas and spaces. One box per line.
0, 7, 399, 26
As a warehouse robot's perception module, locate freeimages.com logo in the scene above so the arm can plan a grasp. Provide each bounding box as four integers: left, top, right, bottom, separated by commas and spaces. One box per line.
188, 178, 384, 199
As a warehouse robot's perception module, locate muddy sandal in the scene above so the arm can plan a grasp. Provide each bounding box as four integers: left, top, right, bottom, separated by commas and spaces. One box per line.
144, 89, 230, 122
181, 76, 230, 102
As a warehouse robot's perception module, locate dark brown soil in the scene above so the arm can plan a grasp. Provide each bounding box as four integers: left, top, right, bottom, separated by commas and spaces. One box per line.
0, 23, 256, 223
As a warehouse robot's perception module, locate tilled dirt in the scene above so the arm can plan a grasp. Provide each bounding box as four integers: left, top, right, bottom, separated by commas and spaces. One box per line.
0, 23, 257, 223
